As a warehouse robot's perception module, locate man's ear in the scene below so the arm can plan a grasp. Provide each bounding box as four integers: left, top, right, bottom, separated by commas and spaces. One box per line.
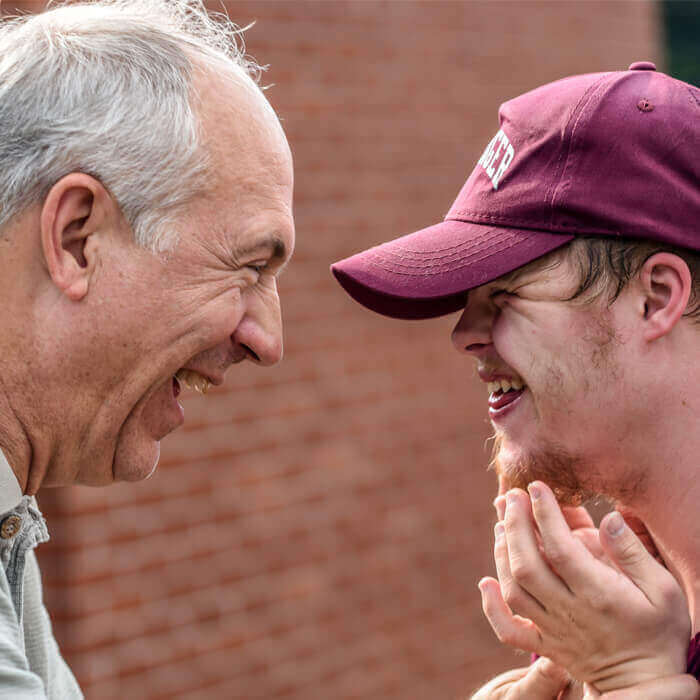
40, 173, 116, 301
638, 253, 692, 342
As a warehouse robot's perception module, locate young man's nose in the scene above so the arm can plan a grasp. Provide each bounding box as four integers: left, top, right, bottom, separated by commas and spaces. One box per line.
450, 292, 497, 355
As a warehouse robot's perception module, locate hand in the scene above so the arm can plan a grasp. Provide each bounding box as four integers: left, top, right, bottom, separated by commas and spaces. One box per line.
480, 482, 691, 692
469, 656, 571, 699
583, 675, 700, 699
493, 495, 608, 565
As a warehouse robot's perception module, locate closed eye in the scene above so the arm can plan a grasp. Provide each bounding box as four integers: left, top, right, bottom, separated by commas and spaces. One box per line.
247, 262, 268, 275
489, 288, 510, 299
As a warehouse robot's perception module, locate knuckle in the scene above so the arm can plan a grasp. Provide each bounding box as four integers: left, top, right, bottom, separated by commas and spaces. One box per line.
584, 589, 612, 613
509, 557, 535, 586
494, 626, 518, 647
502, 583, 524, 609
616, 537, 645, 565
659, 579, 683, 607
542, 543, 568, 569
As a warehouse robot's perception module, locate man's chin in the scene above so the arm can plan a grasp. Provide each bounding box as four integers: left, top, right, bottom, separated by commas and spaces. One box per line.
491, 432, 592, 506
112, 437, 161, 483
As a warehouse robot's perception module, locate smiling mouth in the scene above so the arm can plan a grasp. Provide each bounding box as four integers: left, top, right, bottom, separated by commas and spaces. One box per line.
487, 378, 527, 413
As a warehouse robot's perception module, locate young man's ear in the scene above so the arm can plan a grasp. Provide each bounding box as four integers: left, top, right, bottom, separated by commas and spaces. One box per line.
40, 173, 116, 301
638, 252, 692, 342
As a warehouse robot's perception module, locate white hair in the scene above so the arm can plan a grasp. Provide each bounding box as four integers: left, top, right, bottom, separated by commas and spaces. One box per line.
0, 0, 263, 251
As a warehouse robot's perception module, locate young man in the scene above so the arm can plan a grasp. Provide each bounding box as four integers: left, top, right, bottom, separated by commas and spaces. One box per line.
332, 62, 699, 697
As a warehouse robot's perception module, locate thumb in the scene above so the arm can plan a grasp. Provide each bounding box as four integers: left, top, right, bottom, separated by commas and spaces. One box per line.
516, 657, 571, 697
599, 511, 664, 596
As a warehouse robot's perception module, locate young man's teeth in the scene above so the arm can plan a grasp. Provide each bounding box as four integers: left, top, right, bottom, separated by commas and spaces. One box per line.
175, 369, 212, 395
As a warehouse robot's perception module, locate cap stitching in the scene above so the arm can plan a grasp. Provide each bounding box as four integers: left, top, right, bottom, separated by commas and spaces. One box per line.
544, 77, 607, 221
547, 73, 618, 224
372, 230, 514, 267
368, 236, 527, 275
381, 228, 503, 261
376, 242, 501, 266
371, 236, 513, 270
445, 210, 620, 234
364, 231, 498, 257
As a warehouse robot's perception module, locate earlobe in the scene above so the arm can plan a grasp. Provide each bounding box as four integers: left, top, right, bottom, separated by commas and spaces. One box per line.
639, 253, 691, 342
40, 174, 110, 301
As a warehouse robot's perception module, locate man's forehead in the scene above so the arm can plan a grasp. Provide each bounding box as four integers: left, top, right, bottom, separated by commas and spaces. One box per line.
491, 248, 569, 288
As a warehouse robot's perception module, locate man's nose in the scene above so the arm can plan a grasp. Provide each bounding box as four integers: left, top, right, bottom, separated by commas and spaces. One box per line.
450, 292, 496, 356
233, 284, 284, 367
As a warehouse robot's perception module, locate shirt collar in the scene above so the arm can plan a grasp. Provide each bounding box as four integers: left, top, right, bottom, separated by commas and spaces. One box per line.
0, 448, 23, 514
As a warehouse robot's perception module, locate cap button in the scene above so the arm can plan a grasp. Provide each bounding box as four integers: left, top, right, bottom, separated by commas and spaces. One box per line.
628, 61, 656, 71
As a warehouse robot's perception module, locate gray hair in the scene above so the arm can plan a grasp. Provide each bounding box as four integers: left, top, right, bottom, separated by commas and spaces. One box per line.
0, 0, 263, 251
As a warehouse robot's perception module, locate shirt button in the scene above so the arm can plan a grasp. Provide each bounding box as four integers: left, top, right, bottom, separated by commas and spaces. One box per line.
628, 61, 657, 71
0, 515, 21, 539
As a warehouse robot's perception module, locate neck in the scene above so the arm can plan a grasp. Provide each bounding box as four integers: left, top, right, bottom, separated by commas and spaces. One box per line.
613, 391, 700, 635
0, 378, 31, 493
0, 220, 52, 495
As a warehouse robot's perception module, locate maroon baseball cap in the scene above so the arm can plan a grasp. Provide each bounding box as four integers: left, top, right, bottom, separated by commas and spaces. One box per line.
331, 62, 700, 319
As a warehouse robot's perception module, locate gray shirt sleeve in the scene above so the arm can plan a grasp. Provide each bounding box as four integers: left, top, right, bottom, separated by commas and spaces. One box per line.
0, 548, 49, 697
22, 550, 83, 699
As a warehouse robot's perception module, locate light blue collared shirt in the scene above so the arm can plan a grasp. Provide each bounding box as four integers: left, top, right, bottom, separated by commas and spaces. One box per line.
0, 449, 82, 699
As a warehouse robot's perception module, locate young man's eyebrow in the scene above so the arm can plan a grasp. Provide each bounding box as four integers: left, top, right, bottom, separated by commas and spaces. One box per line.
494, 267, 525, 286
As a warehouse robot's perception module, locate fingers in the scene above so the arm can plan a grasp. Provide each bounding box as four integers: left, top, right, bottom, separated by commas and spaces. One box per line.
494, 495, 506, 520
478, 576, 543, 653
571, 527, 608, 563
616, 507, 663, 561
468, 666, 530, 698
527, 482, 605, 594
599, 511, 682, 608
494, 514, 551, 621
502, 490, 572, 608
583, 682, 601, 699
513, 656, 571, 698
599, 674, 700, 700
561, 505, 595, 531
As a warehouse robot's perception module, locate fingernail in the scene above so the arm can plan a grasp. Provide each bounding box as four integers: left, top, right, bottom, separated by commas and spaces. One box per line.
528, 483, 541, 500
505, 491, 517, 508
495, 521, 505, 540
606, 511, 625, 537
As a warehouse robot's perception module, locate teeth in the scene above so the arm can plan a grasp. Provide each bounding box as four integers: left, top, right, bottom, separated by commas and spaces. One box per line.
175, 369, 212, 395
487, 378, 525, 394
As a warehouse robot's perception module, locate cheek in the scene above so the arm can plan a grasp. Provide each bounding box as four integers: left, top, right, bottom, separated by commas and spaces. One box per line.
184, 287, 247, 343
492, 312, 546, 377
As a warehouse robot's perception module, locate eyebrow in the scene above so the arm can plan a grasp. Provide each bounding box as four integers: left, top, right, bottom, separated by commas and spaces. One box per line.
494, 267, 525, 287
237, 235, 288, 264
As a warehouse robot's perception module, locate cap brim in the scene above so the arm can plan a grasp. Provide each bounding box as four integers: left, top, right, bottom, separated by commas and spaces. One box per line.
331, 219, 574, 320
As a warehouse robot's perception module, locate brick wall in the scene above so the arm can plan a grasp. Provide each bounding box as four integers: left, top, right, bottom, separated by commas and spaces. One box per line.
3, 1, 662, 698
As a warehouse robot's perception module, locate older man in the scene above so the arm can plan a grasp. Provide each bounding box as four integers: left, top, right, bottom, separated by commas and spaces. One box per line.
332, 63, 699, 697
0, 1, 293, 696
